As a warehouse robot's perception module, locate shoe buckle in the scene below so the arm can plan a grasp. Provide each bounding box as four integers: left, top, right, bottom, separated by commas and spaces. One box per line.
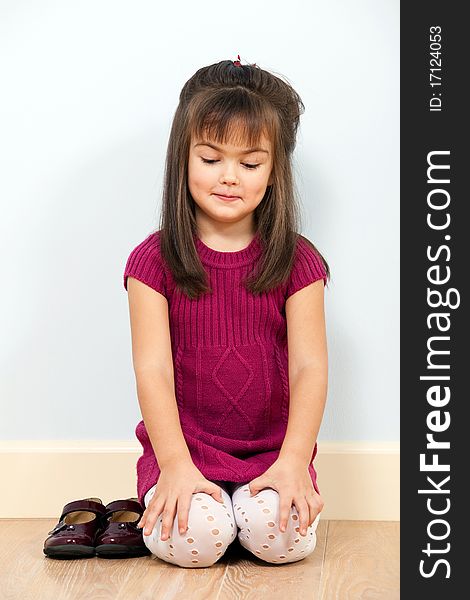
48, 521, 68, 536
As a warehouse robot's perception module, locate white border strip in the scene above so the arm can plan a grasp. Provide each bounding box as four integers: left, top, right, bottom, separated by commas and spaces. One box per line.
0, 441, 399, 520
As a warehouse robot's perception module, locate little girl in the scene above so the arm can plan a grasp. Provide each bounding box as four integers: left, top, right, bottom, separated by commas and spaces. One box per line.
123, 56, 330, 568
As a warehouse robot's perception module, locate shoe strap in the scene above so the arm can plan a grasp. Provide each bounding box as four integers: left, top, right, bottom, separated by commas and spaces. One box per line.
59, 499, 107, 522
103, 499, 143, 521
47, 499, 106, 536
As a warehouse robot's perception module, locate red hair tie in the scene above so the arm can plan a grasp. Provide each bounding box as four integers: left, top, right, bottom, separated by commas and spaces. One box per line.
233, 54, 256, 68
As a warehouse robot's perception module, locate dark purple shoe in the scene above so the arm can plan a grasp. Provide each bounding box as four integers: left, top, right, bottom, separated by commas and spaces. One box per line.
95, 498, 150, 558
43, 497, 107, 559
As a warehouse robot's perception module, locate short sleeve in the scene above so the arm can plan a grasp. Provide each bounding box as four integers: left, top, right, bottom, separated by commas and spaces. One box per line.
123, 232, 167, 298
285, 237, 328, 299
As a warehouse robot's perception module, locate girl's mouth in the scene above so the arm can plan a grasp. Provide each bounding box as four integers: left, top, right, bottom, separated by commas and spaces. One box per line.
214, 194, 241, 201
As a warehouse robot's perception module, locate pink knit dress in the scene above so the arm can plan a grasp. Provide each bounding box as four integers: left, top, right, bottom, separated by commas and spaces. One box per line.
123, 230, 327, 506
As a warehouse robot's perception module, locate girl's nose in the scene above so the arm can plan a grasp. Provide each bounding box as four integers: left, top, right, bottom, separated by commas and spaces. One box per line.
220, 169, 239, 185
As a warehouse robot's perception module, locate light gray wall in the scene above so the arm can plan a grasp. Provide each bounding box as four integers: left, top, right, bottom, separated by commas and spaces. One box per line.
0, 1, 399, 441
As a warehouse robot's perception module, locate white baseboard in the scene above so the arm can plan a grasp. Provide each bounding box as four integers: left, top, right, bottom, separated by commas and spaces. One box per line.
0, 441, 399, 520
315, 442, 399, 521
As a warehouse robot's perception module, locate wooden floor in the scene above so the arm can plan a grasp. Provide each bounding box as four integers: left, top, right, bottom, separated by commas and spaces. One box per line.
0, 519, 399, 599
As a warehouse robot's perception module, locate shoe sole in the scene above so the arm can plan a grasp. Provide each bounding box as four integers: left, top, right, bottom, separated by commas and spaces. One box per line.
95, 544, 151, 558
43, 545, 95, 559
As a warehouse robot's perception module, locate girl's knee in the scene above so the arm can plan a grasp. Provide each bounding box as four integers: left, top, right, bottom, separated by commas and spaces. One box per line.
185, 489, 237, 545
143, 488, 236, 568
232, 485, 320, 564
232, 484, 280, 532
255, 530, 318, 564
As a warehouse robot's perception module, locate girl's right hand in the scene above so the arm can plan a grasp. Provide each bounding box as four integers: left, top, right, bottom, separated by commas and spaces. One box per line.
137, 461, 225, 540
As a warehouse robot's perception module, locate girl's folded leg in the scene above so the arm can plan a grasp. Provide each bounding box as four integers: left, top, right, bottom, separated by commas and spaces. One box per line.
231, 482, 320, 564
142, 482, 237, 568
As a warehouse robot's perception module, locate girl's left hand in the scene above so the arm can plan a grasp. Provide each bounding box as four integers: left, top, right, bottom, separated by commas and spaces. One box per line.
248, 457, 324, 536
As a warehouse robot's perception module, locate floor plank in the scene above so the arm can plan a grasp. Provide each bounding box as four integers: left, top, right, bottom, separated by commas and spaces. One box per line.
0, 519, 398, 600
319, 521, 400, 599
216, 519, 327, 599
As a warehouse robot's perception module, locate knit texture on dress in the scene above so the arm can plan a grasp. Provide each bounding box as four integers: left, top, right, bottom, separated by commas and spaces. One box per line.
123, 230, 327, 506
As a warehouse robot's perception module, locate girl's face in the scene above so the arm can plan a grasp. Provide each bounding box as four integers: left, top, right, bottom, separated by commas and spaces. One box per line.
188, 131, 273, 229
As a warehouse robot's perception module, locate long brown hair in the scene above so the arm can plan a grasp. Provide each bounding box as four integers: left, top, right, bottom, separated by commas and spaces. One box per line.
156, 58, 330, 299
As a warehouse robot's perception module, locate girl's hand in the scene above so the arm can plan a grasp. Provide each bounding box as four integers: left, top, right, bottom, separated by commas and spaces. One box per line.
248, 457, 324, 536
137, 461, 224, 541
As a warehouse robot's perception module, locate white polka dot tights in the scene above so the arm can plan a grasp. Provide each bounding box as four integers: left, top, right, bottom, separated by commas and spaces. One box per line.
142, 480, 320, 568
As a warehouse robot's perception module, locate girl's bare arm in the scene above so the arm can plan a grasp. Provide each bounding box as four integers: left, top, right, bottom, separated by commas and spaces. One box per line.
279, 278, 328, 465
126, 276, 192, 467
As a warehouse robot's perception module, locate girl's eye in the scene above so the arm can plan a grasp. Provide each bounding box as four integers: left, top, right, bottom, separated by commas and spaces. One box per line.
200, 158, 260, 170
